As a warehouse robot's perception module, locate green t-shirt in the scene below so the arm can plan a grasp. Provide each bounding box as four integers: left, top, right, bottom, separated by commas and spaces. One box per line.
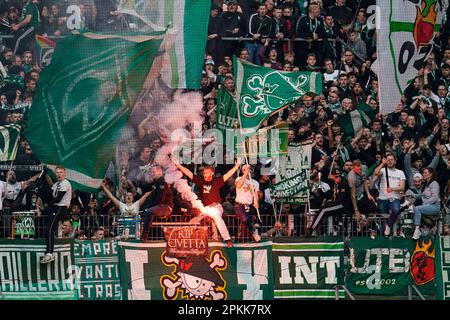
21, 1, 40, 29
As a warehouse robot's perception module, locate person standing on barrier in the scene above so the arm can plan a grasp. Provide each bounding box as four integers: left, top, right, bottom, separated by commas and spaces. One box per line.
234, 164, 261, 242
412, 167, 441, 240
141, 165, 173, 240
309, 168, 352, 234
347, 159, 376, 228
374, 154, 406, 237
174, 159, 242, 247
10, 0, 39, 55
40, 166, 72, 264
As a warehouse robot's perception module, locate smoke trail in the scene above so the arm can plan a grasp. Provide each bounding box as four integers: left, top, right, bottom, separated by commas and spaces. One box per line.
154, 90, 206, 212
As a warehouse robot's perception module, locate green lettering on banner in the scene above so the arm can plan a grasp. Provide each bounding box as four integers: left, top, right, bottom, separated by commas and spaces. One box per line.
436, 235, 450, 300
0, 239, 75, 300
346, 236, 437, 296
73, 240, 122, 300
272, 237, 345, 299
270, 142, 312, 204
117, 241, 274, 300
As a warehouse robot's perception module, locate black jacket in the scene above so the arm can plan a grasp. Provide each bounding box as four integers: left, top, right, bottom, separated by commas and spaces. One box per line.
247, 13, 272, 38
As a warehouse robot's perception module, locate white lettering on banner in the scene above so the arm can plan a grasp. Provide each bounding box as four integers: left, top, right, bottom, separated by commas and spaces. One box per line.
350, 248, 411, 274
277, 256, 341, 285
278, 256, 292, 284
294, 257, 318, 284
320, 257, 339, 284
66, 5, 81, 30
237, 250, 268, 300
125, 249, 151, 300
81, 241, 118, 256
366, 265, 381, 290
0, 249, 73, 293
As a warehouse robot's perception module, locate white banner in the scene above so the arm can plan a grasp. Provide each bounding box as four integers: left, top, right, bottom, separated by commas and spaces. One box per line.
377, 0, 446, 114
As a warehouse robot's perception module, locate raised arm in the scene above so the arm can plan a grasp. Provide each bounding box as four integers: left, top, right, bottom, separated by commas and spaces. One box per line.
101, 183, 122, 209
138, 190, 153, 208
223, 158, 242, 182
173, 162, 194, 180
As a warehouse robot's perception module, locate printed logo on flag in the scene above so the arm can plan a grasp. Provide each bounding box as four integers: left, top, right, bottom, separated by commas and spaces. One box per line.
160, 250, 227, 300
389, 0, 443, 94
241, 72, 308, 118
410, 239, 436, 286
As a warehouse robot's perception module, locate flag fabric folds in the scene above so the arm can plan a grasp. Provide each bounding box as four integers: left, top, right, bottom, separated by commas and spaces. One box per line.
234, 57, 323, 134
377, 0, 444, 114
0, 124, 21, 161
117, 0, 211, 89
25, 31, 166, 192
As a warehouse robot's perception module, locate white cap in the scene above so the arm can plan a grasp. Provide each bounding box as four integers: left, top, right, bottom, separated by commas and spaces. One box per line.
413, 173, 423, 180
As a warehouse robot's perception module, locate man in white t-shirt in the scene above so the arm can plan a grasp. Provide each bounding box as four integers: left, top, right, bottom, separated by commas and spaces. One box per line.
374, 154, 406, 236
234, 165, 261, 242
40, 166, 73, 264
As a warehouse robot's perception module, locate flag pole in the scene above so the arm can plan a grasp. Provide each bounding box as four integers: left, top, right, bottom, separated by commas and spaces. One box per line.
233, 57, 262, 222
328, 142, 341, 176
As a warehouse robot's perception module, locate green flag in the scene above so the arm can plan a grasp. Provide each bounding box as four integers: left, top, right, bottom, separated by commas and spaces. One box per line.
0, 123, 21, 161
117, 0, 211, 89
337, 102, 377, 140
25, 32, 166, 192
216, 87, 239, 137
234, 57, 323, 134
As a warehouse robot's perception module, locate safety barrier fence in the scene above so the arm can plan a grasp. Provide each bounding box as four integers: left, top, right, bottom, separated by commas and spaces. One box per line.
0, 209, 444, 241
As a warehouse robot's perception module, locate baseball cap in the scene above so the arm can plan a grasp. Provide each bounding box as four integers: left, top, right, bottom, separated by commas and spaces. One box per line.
330, 168, 342, 175
413, 173, 423, 180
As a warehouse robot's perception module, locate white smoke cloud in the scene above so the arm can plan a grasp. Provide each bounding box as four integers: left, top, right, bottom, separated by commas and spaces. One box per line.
154, 90, 206, 212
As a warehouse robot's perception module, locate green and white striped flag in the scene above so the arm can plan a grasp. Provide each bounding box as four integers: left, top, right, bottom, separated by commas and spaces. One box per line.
235, 57, 322, 134
337, 102, 377, 139
118, 0, 211, 89
25, 31, 166, 192
0, 123, 21, 161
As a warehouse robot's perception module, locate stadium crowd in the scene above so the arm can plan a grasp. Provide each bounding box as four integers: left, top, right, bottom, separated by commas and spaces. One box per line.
0, 0, 449, 243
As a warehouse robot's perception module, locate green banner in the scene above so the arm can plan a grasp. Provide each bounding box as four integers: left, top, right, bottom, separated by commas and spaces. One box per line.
73, 240, 122, 300
0, 239, 75, 300
234, 57, 322, 134
272, 237, 345, 299
216, 87, 239, 137
118, 241, 274, 300
347, 236, 437, 296
271, 142, 312, 204
0, 124, 21, 161
436, 235, 449, 300
25, 32, 166, 192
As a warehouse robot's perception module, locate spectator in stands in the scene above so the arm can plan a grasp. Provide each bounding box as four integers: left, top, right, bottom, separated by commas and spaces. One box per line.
373, 154, 406, 237
234, 164, 261, 242
141, 165, 174, 240
245, 3, 272, 65
174, 158, 243, 247
10, 0, 39, 55
294, 2, 324, 67
221, 0, 245, 58
207, 4, 224, 66
412, 167, 441, 239
326, 0, 353, 33
100, 181, 153, 216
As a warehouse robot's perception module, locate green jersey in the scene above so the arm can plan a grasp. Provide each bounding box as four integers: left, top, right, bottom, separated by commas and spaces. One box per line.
21, 1, 40, 29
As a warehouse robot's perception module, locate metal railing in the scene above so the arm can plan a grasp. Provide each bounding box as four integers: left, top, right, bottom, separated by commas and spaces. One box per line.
0, 209, 444, 242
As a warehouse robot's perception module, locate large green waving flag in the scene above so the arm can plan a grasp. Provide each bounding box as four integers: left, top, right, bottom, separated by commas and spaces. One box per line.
234, 57, 322, 134
118, 0, 211, 89
25, 32, 166, 192
0, 123, 21, 161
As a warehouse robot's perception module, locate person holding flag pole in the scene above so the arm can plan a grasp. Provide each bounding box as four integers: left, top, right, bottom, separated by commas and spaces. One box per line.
234, 164, 261, 242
